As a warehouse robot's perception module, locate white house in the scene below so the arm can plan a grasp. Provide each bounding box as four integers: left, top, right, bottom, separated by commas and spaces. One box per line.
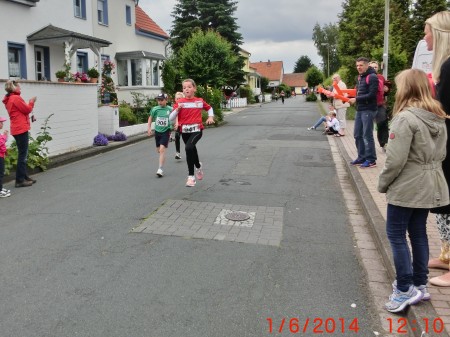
0, 0, 170, 156
0, 0, 169, 103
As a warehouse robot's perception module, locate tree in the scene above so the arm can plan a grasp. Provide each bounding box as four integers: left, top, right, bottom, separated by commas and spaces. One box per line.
170, 0, 243, 53
261, 77, 269, 93
169, 0, 245, 89
305, 66, 323, 88
161, 56, 182, 95
312, 23, 340, 75
293, 56, 312, 73
178, 30, 237, 89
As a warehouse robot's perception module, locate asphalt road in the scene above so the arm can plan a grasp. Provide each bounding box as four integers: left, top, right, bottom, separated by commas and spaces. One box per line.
0, 96, 381, 337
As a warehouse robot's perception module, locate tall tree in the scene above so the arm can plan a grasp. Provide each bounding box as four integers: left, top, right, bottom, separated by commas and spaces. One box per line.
178, 30, 237, 89
312, 23, 340, 76
170, 0, 201, 53
293, 56, 313, 73
170, 0, 243, 53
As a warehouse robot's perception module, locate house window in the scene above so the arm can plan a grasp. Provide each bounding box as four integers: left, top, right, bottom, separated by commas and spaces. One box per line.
130, 59, 142, 86
117, 60, 128, 86
74, 0, 86, 19
152, 60, 159, 86
97, 0, 108, 25
125, 5, 131, 25
76, 52, 88, 73
8, 42, 26, 79
118, 58, 161, 87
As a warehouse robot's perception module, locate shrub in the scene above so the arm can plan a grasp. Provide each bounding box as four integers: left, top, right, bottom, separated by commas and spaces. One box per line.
119, 103, 137, 125
4, 114, 54, 175
87, 67, 99, 78
93, 133, 108, 146
195, 86, 223, 124
306, 93, 318, 102
106, 131, 127, 141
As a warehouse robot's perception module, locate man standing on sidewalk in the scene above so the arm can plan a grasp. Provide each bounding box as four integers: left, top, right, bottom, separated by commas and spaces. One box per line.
348, 57, 379, 168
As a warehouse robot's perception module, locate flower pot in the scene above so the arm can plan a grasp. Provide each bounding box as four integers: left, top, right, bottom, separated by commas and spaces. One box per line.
57, 78, 65, 82
90, 77, 98, 84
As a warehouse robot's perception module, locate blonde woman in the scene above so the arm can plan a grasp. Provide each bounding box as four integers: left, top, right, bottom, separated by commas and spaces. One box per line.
423, 11, 450, 287
378, 69, 448, 312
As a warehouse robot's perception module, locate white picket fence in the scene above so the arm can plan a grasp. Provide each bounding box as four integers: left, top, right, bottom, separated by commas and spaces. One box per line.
223, 97, 247, 109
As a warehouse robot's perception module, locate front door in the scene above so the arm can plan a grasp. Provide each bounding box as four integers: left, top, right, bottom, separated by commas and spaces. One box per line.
35, 47, 45, 80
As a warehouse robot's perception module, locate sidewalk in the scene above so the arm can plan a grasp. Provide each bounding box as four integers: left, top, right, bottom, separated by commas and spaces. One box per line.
335, 119, 450, 336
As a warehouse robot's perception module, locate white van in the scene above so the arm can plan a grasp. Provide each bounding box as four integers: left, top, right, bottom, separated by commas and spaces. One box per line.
412, 39, 433, 73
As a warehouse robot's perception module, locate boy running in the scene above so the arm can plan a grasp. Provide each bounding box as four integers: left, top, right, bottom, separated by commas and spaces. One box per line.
148, 93, 172, 177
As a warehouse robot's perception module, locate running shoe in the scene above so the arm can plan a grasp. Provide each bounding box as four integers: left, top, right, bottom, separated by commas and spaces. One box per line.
175, 153, 181, 160
350, 158, 365, 166
416, 284, 431, 301
0, 190, 11, 198
156, 168, 164, 177
360, 160, 377, 168
186, 176, 196, 187
307, 126, 315, 130
2, 188, 11, 194
195, 162, 203, 180
385, 283, 423, 313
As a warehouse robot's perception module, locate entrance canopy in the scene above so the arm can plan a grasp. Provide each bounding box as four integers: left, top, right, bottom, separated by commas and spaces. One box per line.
27, 24, 111, 50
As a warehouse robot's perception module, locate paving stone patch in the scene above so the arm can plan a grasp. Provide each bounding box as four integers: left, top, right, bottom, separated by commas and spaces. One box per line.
132, 200, 283, 246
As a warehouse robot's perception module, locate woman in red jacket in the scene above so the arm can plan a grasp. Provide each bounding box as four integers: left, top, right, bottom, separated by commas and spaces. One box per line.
2, 80, 37, 187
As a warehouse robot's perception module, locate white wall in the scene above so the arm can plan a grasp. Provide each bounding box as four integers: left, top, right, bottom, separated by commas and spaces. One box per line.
0, 80, 99, 156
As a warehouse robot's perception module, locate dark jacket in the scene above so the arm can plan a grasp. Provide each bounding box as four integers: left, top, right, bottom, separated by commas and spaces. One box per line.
431, 57, 450, 214
356, 66, 378, 111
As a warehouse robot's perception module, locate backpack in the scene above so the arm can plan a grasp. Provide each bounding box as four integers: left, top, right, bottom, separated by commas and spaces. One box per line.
365, 74, 385, 106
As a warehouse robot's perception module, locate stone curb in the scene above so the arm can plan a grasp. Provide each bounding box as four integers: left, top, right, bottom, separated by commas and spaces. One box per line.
335, 138, 448, 337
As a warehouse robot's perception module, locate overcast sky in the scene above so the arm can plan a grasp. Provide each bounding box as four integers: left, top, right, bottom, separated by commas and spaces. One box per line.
139, 0, 343, 73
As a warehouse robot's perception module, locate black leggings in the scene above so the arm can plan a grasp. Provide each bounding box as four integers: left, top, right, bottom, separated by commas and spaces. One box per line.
182, 131, 203, 176
175, 129, 181, 153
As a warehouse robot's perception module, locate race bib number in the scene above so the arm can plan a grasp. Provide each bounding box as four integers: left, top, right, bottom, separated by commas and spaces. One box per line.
155, 117, 169, 127
182, 123, 200, 133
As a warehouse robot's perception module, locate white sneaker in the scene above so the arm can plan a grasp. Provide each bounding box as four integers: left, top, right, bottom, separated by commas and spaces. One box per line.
156, 168, 164, 177
195, 162, 203, 180
186, 176, 196, 187
2, 188, 10, 194
307, 126, 315, 130
0, 190, 11, 198
175, 153, 181, 160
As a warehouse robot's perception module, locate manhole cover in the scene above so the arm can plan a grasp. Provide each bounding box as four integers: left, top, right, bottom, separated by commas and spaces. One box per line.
225, 211, 250, 221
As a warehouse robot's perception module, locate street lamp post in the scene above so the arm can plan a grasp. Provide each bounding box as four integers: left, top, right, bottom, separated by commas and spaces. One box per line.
382, 0, 389, 79
321, 43, 330, 78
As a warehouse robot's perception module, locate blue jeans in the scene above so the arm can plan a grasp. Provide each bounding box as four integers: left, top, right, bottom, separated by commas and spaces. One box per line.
313, 116, 327, 129
386, 204, 429, 292
13, 132, 29, 183
354, 110, 377, 162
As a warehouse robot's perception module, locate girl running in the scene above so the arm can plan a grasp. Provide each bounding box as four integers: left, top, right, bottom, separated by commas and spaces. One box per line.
170, 79, 214, 187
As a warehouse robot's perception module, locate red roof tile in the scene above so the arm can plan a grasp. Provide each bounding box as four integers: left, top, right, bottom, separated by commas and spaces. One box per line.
250, 61, 284, 81
283, 73, 307, 87
135, 6, 169, 39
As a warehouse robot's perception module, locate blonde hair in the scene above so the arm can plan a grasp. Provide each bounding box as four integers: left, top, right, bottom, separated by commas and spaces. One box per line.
393, 69, 446, 118
425, 11, 450, 82
4, 80, 18, 94
175, 91, 184, 100
182, 78, 196, 87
